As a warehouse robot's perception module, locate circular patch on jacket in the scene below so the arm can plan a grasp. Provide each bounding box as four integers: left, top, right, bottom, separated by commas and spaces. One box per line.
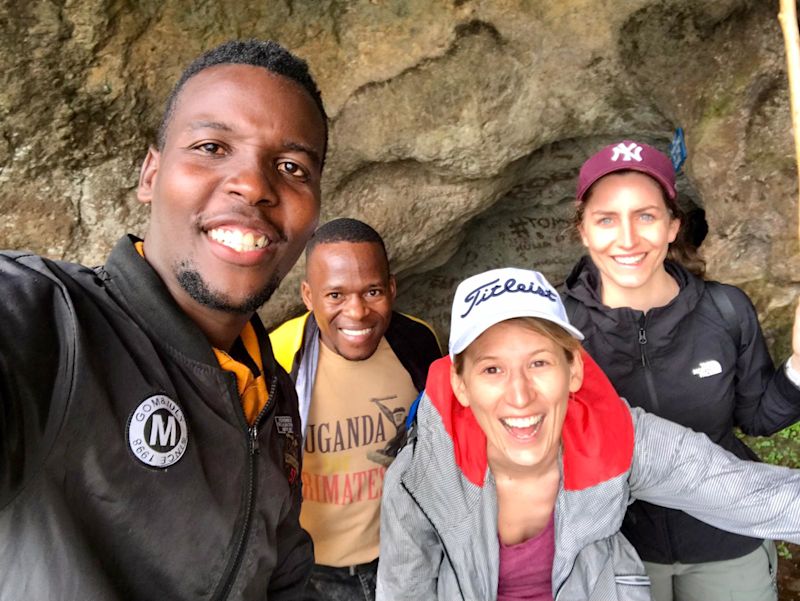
127, 395, 188, 468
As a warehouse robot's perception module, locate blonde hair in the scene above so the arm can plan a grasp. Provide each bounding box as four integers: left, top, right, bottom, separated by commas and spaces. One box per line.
452, 317, 580, 374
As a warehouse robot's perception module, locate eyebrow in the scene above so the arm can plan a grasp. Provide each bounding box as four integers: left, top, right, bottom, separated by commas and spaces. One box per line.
184, 122, 322, 166
187, 120, 233, 132
283, 140, 322, 168
589, 204, 664, 215
473, 348, 551, 362
321, 280, 386, 291
185, 123, 321, 165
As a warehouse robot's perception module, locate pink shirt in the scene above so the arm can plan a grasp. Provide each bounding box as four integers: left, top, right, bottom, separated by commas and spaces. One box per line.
497, 513, 555, 601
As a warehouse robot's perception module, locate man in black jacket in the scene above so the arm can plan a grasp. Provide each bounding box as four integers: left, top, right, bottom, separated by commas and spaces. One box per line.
0, 39, 327, 600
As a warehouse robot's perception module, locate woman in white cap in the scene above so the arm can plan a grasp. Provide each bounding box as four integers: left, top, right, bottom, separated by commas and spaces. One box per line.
563, 140, 800, 601
376, 267, 800, 601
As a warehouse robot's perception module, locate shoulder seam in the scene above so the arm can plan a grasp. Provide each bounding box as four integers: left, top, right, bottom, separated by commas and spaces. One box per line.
397, 311, 442, 351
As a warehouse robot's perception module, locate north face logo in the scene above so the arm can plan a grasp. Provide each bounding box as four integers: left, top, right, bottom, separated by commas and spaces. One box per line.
692, 360, 722, 378
610, 142, 643, 162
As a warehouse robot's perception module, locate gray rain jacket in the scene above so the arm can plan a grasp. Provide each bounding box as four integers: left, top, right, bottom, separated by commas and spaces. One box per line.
377, 355, 800, 601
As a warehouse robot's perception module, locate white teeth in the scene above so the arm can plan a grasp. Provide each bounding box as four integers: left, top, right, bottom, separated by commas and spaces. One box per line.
341, 328, 372, 336
209, 228, 269, 252
501, 415, 543, 428
614, 254, 645, 265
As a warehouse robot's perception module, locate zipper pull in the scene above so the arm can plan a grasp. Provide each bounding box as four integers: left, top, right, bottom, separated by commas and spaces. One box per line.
250, 425, 260, 455
638, 326, 648, 367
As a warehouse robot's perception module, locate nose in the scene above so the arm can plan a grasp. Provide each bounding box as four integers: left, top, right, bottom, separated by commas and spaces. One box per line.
618, 216, 638, 249
342, 295, 369, 321
225, 154, 277, 206
506, 369, 534, 408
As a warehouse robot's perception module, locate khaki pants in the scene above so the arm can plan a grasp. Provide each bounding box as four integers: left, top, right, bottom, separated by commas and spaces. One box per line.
644, 540, 778, 601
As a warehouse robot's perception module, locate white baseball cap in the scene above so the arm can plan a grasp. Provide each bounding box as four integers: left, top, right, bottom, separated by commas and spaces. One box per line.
449, 267, 584, 359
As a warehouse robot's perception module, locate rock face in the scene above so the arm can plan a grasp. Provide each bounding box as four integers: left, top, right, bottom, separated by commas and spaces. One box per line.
1, 0, 797, 352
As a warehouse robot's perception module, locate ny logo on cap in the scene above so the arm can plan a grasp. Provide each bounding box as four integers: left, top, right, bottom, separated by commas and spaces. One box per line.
610, 142, 643, 162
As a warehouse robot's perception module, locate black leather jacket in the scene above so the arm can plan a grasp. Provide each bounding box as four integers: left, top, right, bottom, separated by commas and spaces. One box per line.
563, 256, 800, 563
0, 235, 312, 600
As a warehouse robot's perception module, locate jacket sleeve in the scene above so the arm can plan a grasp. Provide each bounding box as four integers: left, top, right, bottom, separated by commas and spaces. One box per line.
266, 479, 315, 601
390, 313, 444, 393
376, 445, 442, 600
628, 407, 800, 543
727, 285, 800, 435
0, 253, 72, 506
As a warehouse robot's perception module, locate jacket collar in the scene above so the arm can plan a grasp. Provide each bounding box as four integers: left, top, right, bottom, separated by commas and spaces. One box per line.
564, 255, 704, 345
100, 235, 236, 368
424, 350, 634, 491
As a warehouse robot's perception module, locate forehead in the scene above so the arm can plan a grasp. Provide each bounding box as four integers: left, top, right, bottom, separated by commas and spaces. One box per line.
587, 172, 667, 206
165, 63, 326, 148
307, 241, 388, 283
468, 320, 555, 354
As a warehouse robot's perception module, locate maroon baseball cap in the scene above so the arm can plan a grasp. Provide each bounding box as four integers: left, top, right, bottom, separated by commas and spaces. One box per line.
576, 140, 677, 201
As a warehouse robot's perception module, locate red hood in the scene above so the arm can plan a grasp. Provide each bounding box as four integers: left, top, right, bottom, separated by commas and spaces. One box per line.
425, 350, 634, 491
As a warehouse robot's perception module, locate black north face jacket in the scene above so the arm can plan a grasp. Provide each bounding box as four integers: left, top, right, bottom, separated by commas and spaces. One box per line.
0, 235, 312, 600
563, 256, 800, 564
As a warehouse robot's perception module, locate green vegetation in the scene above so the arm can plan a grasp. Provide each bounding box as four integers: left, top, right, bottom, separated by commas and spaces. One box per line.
740, 423, 800, 469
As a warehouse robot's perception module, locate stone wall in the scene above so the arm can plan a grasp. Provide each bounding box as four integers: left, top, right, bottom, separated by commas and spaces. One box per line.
1, 0, 797, 352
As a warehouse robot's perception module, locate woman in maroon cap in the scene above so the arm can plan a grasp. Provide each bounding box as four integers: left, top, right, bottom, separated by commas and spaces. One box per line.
562, 139, 800, 601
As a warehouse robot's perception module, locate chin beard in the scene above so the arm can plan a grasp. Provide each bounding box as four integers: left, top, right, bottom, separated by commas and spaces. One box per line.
175, 263, 280, 315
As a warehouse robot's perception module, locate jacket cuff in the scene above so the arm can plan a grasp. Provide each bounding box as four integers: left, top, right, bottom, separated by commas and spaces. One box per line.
785, 358, 800, 389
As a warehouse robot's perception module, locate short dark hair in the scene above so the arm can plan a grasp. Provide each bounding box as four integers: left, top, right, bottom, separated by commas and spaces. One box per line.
157, 39, 328, 161
305, 218, 388, 265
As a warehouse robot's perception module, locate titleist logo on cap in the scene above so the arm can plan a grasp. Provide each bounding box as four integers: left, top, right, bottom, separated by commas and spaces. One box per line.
461, 277, 558, 318
448, 267, 584, 358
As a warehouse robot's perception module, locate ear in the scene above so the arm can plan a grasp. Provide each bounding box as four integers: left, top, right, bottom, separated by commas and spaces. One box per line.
137, 146, 160, 205
667, 215, 681, 244
388, 274, 397, 303
301, 280, 314, 312
568, 350, 584, 393
450, 363, 470, 408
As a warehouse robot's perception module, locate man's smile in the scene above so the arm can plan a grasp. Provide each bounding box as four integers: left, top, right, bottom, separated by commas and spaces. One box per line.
208, 227, 270, 252
340, 326, 373, 335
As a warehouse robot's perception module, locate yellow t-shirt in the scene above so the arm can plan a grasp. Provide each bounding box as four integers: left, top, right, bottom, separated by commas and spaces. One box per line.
212, 323, 269, 425
300, 337, 418, 566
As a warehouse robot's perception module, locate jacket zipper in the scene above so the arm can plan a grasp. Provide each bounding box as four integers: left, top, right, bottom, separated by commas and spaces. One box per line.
638, 315, 660, 413
552, 500, 574, 601
213, 374, 279, 601
639, 317, 681, 563
400, 479, 467, 600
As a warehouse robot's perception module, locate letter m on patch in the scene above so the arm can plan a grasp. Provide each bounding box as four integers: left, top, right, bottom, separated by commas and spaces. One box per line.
149, 414, 177, 447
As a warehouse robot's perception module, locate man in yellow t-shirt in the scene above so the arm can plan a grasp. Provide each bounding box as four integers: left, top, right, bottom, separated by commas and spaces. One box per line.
270, 218, 441, 601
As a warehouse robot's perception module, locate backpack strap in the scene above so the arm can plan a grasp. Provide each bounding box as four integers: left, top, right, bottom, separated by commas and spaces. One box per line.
704, 281, 742, 350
